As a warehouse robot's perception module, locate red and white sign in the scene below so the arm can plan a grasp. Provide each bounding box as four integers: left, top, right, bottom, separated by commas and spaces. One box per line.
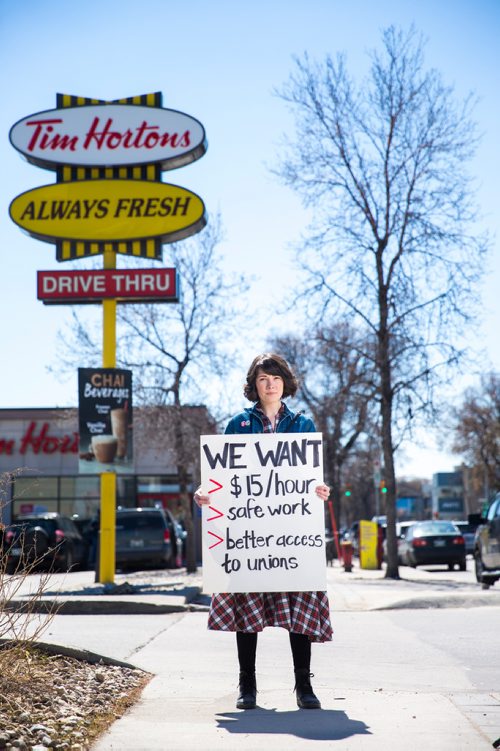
37, 268, 178, 304
10, 104, 206, 170
0, 421, 78, 457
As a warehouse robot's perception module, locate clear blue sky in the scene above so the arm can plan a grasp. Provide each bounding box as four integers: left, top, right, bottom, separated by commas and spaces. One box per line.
1, 0, 499, 477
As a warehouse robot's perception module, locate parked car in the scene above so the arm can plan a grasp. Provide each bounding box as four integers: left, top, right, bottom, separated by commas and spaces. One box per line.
133, 505, 186, 568
474, 495, 500, 589
115, 507, 174, 571
399, 520, 466, 570
4, 513, 86, 572
452, 520, 479, 556
383, 520, 417, 563
396, 521, 417, 563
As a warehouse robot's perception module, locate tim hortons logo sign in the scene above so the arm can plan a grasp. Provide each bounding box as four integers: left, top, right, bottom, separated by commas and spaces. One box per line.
9, 104, 207, 170
0, 421, 78, 456
9, 93, 207, 260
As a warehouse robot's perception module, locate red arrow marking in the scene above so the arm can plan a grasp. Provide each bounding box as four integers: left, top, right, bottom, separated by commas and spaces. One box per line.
207, 505, 224, 521
208, 478, 223, 494
207, 531, 224, 549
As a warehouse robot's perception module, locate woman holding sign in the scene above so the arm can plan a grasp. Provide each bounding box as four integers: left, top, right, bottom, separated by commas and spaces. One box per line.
194, 353, 332, 710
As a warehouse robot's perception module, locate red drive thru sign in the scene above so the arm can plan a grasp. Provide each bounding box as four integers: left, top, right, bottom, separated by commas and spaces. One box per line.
37, 268, 178, 304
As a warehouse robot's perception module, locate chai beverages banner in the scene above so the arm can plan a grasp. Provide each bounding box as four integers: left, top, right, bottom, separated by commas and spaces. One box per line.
200, 433, 327, 593
78, 368, 133, 474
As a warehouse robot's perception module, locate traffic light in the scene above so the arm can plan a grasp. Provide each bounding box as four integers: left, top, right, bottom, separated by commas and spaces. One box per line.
380, 480, 387, 494
344, 485, 352, 497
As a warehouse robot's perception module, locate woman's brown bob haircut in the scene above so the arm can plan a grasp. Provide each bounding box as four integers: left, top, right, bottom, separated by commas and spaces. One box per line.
244, 353, 299, 402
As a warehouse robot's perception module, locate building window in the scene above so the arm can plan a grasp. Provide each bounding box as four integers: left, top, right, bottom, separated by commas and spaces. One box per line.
116, 476, 137, 506
9, 473, 191, 521
60, 476, 100, 498
15, 476, 58, 500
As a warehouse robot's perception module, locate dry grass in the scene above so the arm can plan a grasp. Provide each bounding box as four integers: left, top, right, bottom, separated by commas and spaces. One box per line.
0, 474, 151, 748
0, 644, 151, 748
1, 471, 60, 645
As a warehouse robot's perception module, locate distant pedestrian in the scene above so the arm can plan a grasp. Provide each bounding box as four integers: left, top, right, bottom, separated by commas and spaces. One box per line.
194, 353, 332, 710
83, 516, 99, 569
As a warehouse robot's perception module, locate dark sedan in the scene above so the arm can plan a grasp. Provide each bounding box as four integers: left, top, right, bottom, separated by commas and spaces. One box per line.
400, 520, 466, 571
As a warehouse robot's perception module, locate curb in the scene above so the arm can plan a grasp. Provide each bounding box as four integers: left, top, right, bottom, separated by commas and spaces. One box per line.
0, 637, 141, 670
6, 591, 500, 615
375, 593, 500, 610
5, 576, 500, 615
3, 584, 205, 615
5, 599, 192, 615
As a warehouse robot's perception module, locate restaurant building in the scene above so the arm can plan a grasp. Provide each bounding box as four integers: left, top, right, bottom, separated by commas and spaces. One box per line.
0, 407, 213, 534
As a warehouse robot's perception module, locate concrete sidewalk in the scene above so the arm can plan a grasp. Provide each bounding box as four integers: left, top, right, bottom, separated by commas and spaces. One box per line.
89, 609, 497, 751
9, 561, 499, 750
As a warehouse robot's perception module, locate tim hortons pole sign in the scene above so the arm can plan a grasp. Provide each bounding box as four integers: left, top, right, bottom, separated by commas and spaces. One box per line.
9, 92, 207, 303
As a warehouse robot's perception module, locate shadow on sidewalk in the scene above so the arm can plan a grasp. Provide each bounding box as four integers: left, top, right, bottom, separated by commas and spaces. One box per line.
216, 707, 371, 741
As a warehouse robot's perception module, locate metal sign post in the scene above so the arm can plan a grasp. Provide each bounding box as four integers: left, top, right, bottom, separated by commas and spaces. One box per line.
99, 247, 117, 583
99, 471, 117, 583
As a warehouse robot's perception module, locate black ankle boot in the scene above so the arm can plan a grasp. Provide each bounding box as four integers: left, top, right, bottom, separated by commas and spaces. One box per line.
236, 670, 257, 709
294, 669, 321, 709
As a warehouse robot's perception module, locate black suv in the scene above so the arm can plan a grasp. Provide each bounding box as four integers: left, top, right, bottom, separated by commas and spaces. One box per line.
474, 495, 500, 588
4, 513, 86, 573
115, 507, 173, 570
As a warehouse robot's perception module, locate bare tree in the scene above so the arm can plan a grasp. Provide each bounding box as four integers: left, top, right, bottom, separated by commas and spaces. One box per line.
274, 26, 488, 577
451, 372, 500, 502
55, 215, 249, 572
270, 322, 376, 527
341, 444, 381, 526
133, 404, 216, 572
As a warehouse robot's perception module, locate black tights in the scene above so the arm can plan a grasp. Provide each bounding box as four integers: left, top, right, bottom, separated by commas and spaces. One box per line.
236, 631, 311, 673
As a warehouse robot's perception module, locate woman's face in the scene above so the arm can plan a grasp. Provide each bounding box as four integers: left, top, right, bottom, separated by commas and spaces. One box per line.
255, 369, 284, 405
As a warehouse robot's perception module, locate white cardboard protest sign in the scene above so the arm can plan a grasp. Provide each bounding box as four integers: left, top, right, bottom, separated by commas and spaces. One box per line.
200, 433, 327, 593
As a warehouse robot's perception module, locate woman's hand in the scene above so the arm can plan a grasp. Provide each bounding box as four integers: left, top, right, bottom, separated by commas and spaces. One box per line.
315, 483, 330, 502
193, 487, 211, 507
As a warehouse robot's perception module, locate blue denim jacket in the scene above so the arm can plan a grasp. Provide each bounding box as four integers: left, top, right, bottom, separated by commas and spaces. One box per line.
224, 402, 316, 435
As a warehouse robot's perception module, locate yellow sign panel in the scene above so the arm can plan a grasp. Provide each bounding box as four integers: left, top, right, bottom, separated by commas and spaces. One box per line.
359, 520, 379, 570
9, 180, 206, 244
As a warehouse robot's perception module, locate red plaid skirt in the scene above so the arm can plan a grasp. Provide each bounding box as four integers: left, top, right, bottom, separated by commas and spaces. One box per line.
208, 591, 333, 643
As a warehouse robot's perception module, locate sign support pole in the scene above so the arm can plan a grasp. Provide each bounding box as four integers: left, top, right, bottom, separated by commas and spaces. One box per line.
98, 247, 117, 584
99, 472, 116, 583
102, 248, 117, 366
327, 499, 343, 563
